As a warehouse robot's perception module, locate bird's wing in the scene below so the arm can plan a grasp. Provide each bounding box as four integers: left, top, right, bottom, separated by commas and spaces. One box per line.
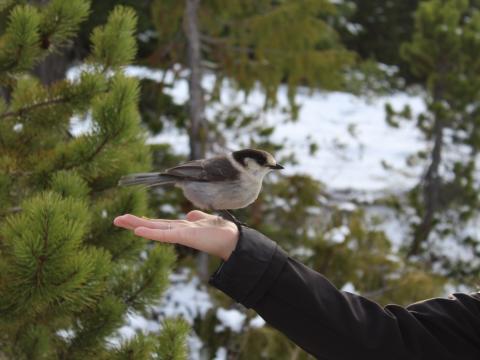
163, 160, 205, 180
203, 157, 240, 181
164, 157, 240, 182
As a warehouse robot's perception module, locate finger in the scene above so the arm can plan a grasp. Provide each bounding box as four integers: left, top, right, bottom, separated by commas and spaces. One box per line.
134, 226, 213, 255
135, 225, 237, 260
113, 216, 132, 229
134, 226, 182, 244
114, 214, 187, 230
114, 214, 155, 230
186, 210, 217, 222
134, 227, 177, 243
140, 216, 175, 223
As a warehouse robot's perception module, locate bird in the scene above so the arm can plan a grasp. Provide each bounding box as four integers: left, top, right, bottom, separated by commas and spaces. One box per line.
118, 148, 284, 225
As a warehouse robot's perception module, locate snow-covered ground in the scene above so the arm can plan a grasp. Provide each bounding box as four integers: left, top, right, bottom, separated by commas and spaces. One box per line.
271, 91, 425, 191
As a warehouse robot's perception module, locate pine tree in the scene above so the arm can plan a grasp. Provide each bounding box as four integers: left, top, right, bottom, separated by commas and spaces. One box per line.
394, 0, 480, 283
149, 0, 355, 158
338, 0, 420, 84
0, 2, 188, 359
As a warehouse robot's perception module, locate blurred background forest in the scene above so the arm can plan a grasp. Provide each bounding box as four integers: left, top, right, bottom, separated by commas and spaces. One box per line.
0, 0, 479, 359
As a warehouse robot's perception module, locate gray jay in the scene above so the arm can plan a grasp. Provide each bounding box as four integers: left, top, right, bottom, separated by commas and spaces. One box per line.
118, 149, 283, 223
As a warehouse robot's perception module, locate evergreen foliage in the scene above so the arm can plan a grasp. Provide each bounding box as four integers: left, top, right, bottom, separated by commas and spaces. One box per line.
0, 2, 186, 359
148, 0, 354, 125
386, 0, 480, 284
338, 0, 420, 84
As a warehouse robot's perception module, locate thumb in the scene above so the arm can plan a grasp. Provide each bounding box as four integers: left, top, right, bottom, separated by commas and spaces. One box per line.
186, 210, 215, 222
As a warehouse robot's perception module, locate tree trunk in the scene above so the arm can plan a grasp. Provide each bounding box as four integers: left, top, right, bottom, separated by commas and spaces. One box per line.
184, 0, 209, 280
30, 0, 70, 85
32, 51, 70, 86
409, 84, 445, 257
184, 0, 207, 160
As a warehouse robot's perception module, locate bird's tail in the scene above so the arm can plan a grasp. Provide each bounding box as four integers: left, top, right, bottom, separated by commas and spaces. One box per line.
118, 172, 176, 187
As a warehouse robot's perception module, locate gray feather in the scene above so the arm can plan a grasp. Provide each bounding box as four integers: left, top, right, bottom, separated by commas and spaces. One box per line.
164, 157, 240, 181
118, 173, 177, 187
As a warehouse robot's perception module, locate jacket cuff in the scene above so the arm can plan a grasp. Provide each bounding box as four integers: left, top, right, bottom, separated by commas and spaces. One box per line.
209, 226, 288, 308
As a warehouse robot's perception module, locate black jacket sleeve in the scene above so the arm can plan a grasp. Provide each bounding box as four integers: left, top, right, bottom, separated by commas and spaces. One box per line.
209, 226, 480, 360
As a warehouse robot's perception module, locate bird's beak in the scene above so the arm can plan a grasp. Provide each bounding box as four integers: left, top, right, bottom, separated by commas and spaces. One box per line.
269, 164, 284, 170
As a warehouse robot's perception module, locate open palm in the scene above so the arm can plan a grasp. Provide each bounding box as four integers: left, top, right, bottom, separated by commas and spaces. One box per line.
113, 210, 239, 260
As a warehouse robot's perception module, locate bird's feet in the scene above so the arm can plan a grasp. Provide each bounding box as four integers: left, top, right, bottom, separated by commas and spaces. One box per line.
218, 210, 248, 228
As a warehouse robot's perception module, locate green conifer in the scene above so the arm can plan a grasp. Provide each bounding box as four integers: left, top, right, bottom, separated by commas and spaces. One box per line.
397, 0, 480, 284
0, 2, 187, 359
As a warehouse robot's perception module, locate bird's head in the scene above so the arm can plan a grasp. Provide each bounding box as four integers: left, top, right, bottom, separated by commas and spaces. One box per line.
232, 149, 284, 178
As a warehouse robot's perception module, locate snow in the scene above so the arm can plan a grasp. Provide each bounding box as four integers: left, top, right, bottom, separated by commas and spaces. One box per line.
345, 22, 364, 35
56, 328, 75, 340
109, 312, 162, 348
325, 225, 350, 244
213, 347, 227, 360
341, 282, 357, 294
249, 315, 266, 328
338, 201, 357, 212
69, 113, 92, 136
155, 269, 213, 324
290, 246, 315, 258
367, 205, 410, 251
159, 203, 176, 214
271, 90, 425, 192
187, 332, 204, 360
13, 123, 23, 132
215, 308, 247, 333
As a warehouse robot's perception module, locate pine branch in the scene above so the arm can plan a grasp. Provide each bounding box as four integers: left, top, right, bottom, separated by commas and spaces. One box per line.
81, 133, 114, 164
61, 121, 123, 173
362, 285, 395, 298
0, 96, 70, 119
200, 34, 330, 56
124, 275, 153, 308
150, 30, 183, 62
35, 210, 50, 287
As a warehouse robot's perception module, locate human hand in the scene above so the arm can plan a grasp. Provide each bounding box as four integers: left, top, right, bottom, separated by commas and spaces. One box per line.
113, 210, 239, 261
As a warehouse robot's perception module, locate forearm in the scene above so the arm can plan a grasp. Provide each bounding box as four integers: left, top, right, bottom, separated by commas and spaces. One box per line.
209, 226, 480, 360
250, 258, 440, 359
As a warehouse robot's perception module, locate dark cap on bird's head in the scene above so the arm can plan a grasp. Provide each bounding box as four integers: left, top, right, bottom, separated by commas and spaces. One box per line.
232, 149, 284, 170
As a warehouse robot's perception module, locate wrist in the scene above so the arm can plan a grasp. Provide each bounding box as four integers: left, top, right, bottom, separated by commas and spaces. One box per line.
221, 225, 239, 261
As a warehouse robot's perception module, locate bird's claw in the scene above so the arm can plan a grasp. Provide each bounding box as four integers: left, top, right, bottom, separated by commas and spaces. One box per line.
218, 210, 248, 227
